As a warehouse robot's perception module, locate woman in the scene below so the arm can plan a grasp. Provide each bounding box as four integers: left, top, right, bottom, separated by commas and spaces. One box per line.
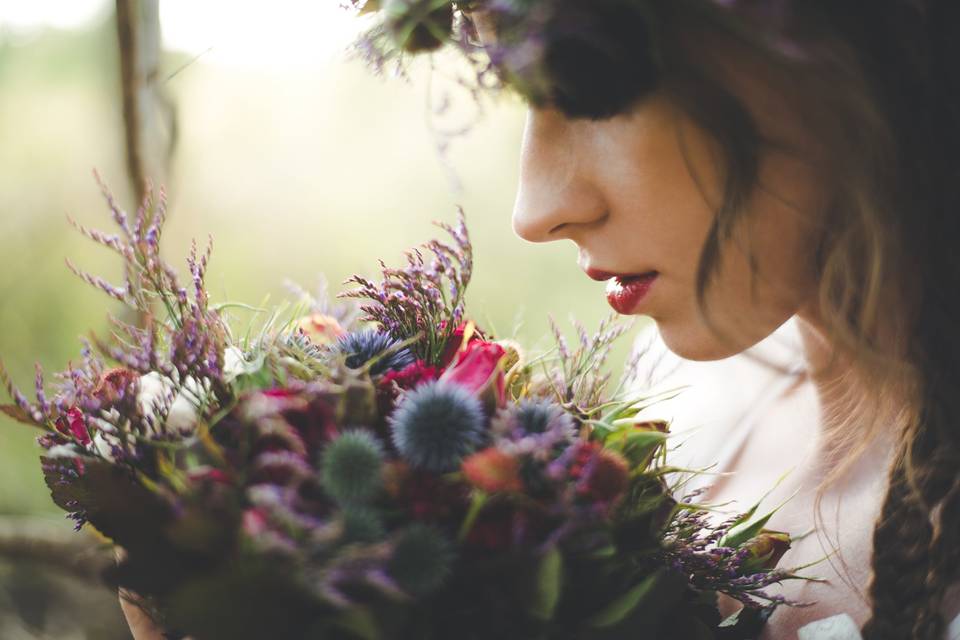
127, 0, 960, 637
463, 1, 960, 638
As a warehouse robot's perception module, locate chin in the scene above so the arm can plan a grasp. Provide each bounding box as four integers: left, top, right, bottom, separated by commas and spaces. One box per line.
655, 320, 756, 362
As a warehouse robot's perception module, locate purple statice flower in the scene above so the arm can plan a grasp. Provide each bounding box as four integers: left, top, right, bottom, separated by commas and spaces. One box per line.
2, 176, 233, 459
340, 208, 472, 365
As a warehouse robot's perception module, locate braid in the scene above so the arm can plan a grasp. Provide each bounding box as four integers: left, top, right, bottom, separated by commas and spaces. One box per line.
915, 478, 960, 638
861, 452, 935, 640
862, 378, 960, 639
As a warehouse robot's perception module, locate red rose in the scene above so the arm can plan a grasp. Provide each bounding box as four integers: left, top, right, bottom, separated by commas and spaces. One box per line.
438, 321, 485, 369
439, 340, 507, 412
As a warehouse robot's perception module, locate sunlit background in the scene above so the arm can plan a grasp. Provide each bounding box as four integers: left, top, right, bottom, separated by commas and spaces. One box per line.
0, 2, 647, 637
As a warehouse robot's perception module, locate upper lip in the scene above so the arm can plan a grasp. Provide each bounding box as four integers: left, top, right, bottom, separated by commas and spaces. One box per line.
584, 267, 657, 282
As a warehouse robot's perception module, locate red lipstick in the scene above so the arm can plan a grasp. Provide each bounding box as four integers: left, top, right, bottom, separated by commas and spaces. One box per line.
605, 273, 657, 314
584, 268, 658, 314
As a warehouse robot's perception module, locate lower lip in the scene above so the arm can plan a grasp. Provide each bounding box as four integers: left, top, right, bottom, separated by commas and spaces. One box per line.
605, 273, 658, 314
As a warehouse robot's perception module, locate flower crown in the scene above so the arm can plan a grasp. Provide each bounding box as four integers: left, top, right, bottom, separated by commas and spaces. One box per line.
345, 0, 662, 119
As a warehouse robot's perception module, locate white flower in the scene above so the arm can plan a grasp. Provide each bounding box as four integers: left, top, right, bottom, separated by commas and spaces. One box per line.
137, 372, 201, 435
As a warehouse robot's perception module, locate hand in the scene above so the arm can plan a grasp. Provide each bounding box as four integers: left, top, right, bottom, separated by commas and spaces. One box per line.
120, 589, 168, 640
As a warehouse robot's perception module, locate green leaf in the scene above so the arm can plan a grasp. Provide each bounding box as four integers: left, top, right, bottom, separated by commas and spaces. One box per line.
529, 547, 563, 621
716, 469, 793, 546
588, 571, 661, 628
718, 488, 798, 549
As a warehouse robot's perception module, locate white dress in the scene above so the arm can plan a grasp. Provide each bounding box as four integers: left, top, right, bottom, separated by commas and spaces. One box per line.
629, 317, 960, 639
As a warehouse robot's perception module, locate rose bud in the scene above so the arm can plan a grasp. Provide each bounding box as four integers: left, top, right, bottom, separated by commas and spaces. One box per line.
296, 313, 346, 345
439, 340, 507, 414
438, 320, 485, 369
742, 530, 792, 572
462, 447, 523, 494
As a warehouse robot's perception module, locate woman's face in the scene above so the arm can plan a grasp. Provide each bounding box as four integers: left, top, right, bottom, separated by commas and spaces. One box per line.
509, 63, 830, 361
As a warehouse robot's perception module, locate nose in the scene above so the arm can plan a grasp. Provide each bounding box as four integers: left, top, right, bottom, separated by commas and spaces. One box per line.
511, 109, 608, 243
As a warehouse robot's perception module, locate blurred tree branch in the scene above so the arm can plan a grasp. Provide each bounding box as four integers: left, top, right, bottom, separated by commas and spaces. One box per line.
0, 516, 112, 585
116, 0, 177, 205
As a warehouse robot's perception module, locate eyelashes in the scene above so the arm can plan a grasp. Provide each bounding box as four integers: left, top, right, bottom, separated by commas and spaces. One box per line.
487, 0, 662, 119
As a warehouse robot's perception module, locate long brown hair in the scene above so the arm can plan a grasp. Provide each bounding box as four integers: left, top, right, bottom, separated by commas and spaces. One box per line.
481, 0, 959, 634
644, 2, 960, 638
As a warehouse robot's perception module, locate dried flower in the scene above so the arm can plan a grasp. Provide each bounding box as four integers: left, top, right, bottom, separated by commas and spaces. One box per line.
340, 209, 472, 365
462, 447, 522, 493
296, 313, 347, 345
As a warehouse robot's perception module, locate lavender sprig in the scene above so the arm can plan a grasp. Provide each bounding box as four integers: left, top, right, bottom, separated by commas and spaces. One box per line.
2, 175, 233, 459
339, 208, 472, 364
539, 313, 636, 416
662, 505, 813, 610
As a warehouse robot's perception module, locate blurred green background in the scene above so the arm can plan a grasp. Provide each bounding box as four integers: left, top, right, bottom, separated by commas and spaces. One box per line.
0, 2, 644, 636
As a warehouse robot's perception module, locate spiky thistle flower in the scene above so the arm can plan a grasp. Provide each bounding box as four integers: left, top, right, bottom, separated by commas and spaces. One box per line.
340, 209, 472, 365
389, 380, 486, 472
320, 429, 385, 504
388, 523, 453, 597
336, 329, 416, 376
339, 505, 386, 544
490, 398, 577, 460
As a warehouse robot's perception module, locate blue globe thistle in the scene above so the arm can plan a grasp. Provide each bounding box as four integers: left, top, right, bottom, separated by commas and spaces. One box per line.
339, 506, 385, 544
337, 329, 416, 376
320, 429, 385, 504
388, 523, 453, 597
490, 399, 576, 459
389, 380, 487, 472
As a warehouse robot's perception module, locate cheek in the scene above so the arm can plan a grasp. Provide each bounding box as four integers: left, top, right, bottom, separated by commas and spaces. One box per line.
660, 151, 824, 361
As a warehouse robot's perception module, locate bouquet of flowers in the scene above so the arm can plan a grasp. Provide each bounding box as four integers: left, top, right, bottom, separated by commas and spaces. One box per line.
1, 180, 808, 640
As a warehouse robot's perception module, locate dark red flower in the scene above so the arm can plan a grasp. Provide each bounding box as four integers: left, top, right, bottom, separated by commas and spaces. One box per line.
385, 461, 470, 525
464, 501, 552, 552
566, 442, 630, 503
55, 407, 90, 446
93, 367, 140, 405
380, 360, 439, 393
375, 360, 440, 439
